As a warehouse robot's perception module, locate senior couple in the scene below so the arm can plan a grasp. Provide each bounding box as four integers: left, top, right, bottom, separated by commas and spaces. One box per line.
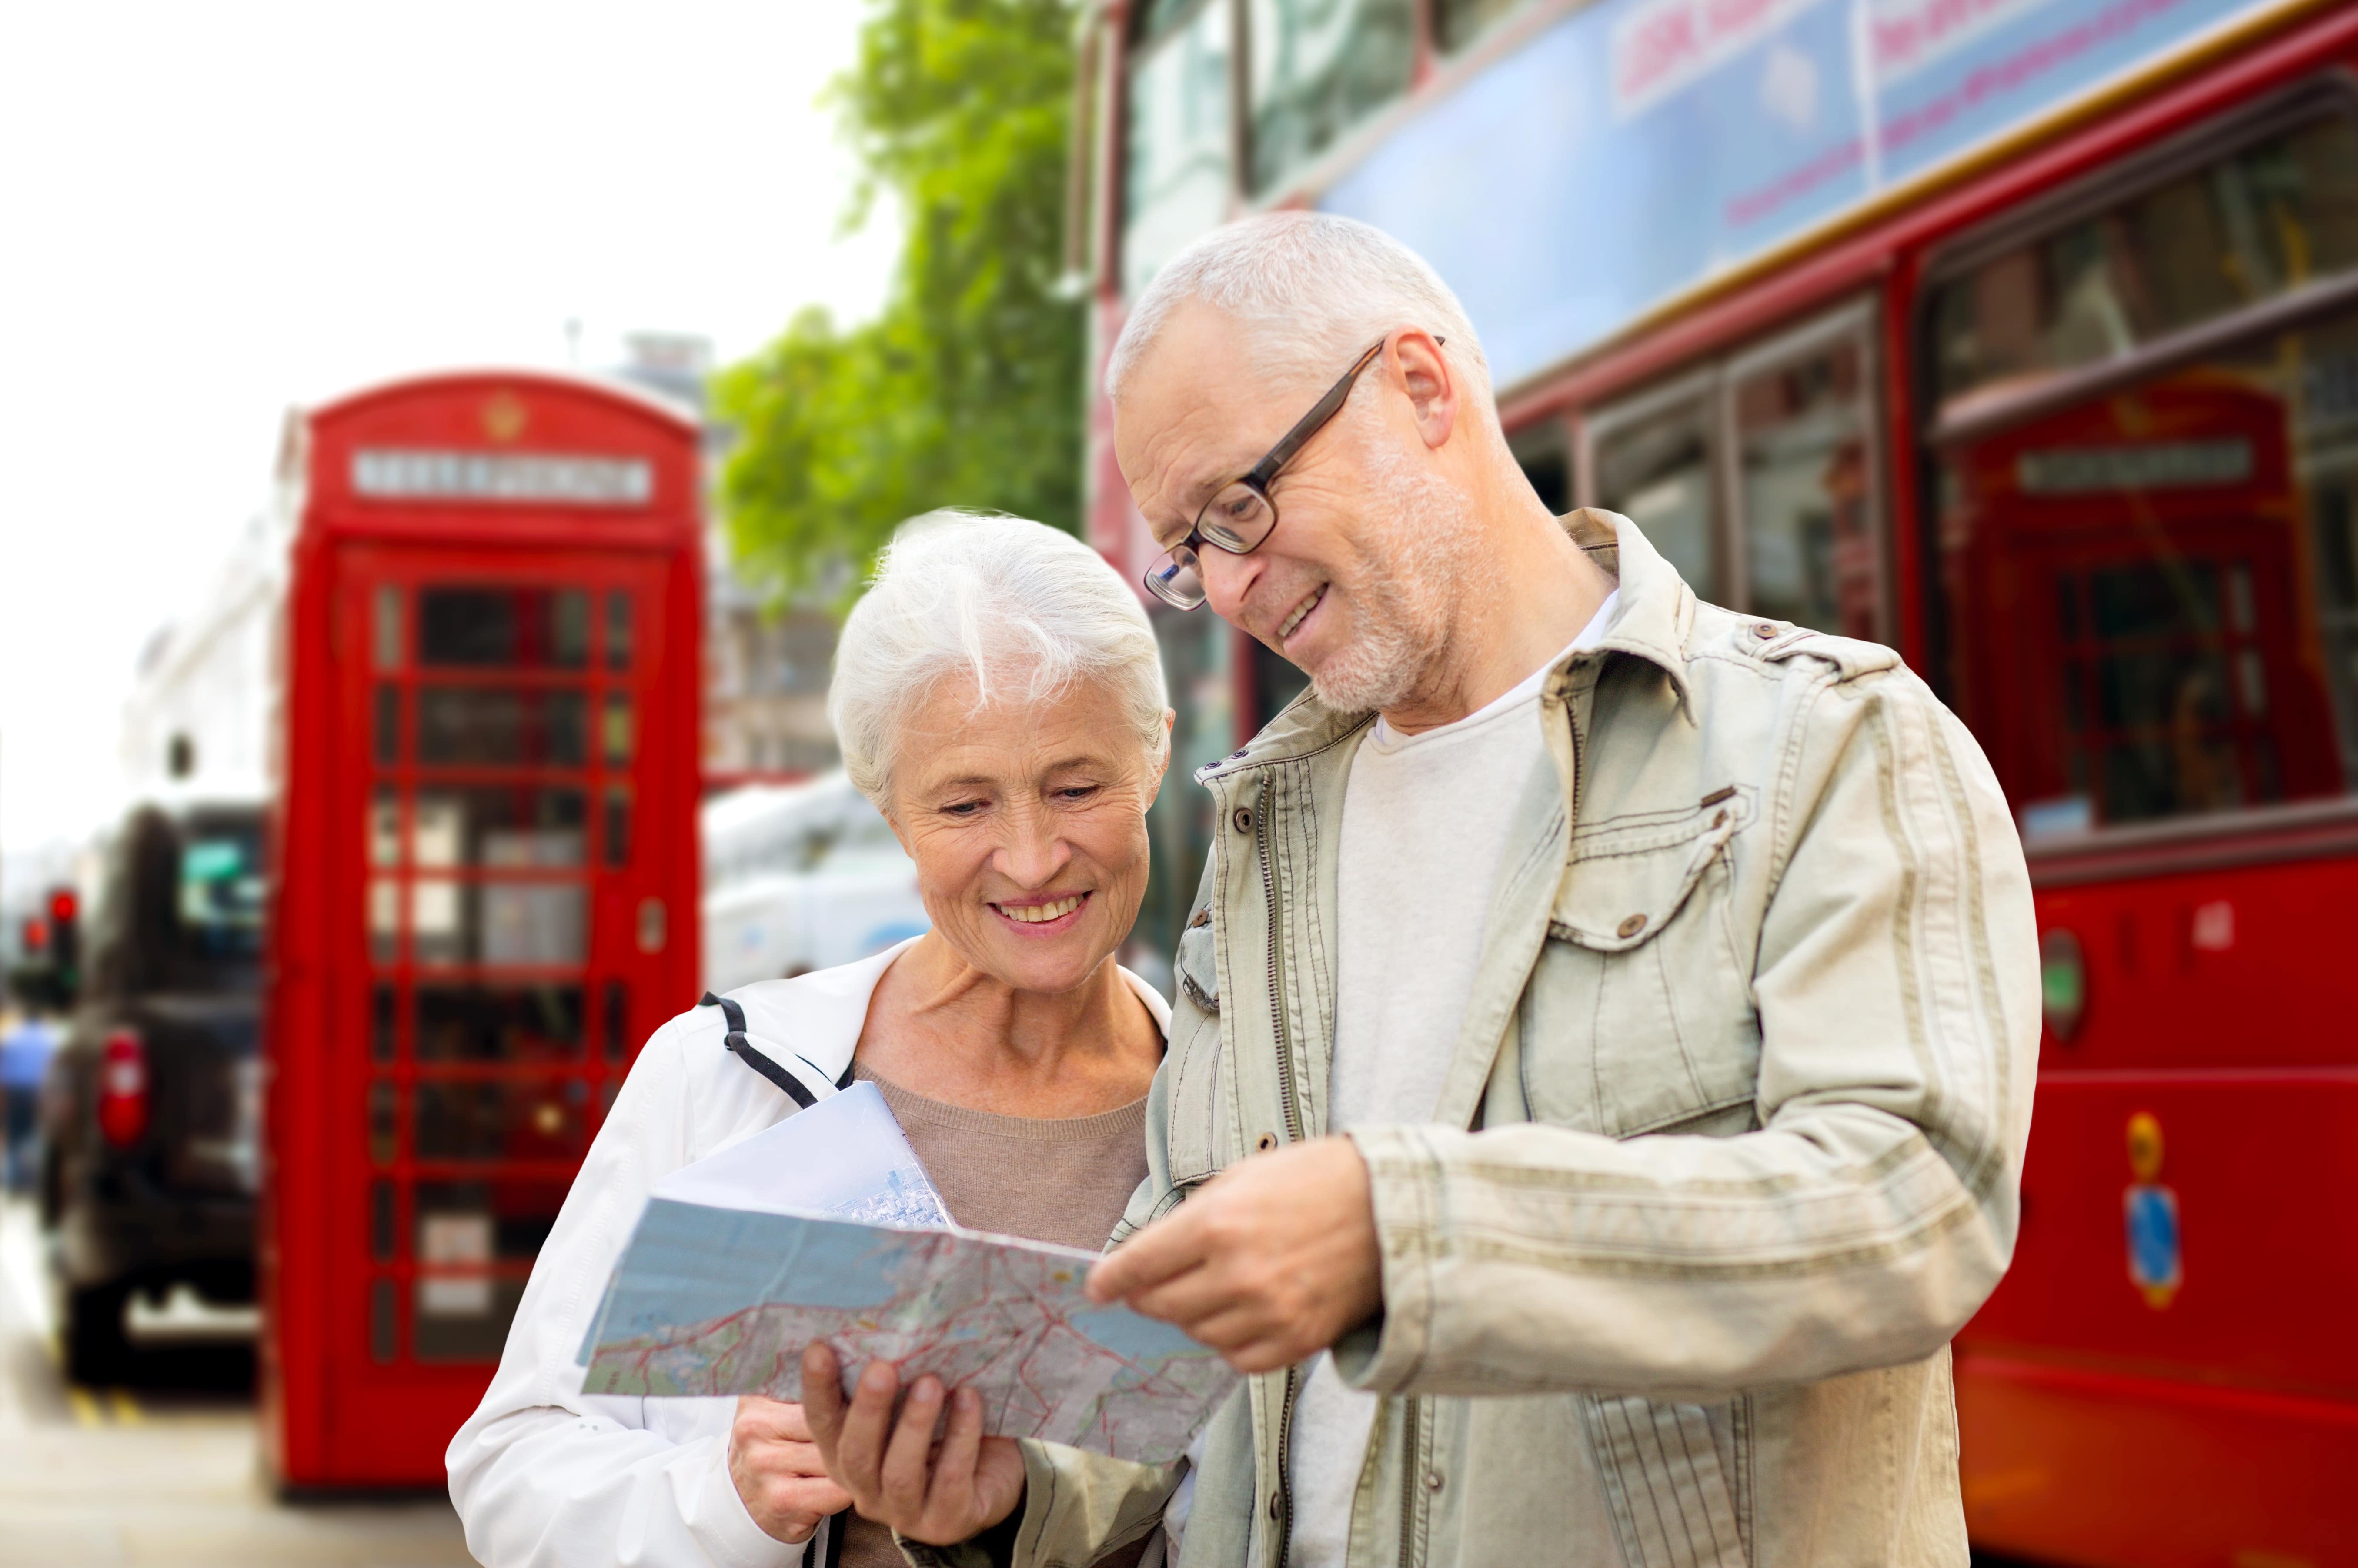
451, 214, 2039, 1568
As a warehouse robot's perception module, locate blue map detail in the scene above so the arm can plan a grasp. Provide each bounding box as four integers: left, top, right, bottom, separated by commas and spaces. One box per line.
2125, 1184, 2181, 1290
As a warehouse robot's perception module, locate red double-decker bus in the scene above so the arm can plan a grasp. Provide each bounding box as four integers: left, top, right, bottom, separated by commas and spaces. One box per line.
1075, 0, 2358, 1561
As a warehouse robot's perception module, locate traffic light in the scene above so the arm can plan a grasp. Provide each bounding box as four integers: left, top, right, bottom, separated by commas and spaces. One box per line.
47, 887, 80, 1004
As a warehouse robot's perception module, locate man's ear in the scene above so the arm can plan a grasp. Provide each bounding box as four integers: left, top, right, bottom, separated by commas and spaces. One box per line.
1393, 330, 1459, 451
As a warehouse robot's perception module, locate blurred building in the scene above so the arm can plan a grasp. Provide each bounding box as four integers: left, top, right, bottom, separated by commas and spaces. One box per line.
610, 333, 842, 784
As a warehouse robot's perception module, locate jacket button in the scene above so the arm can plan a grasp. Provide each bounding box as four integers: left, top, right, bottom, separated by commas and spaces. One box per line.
1269, 1493, 1283, 1519
1425, 1470, 1445, 1491
1617, 913, 1648, 938
1255, 1132, 1278, 1153
1753, 621, 1779, 640
1232, 807, 1255, 834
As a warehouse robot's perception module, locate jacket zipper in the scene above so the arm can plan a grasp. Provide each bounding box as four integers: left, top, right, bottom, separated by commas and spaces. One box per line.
1251, 772, 1306, 1568
1396, 1395, 1421, 1568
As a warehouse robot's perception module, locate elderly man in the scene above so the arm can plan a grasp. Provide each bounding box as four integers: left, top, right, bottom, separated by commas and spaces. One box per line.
808, 213, 2038, 1568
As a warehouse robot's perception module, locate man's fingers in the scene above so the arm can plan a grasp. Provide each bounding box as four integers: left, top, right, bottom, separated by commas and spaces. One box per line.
927, 1386, 986, 1518
878, 1375, 947, 1518
1088, 1207, 1211, 1304
801, 1346, 846, 1448
834, 1360, 902, 1499
1119, 1259, 1239, 1330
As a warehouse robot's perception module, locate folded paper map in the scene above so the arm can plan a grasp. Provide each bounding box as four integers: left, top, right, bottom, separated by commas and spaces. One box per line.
578, 1082, 1236, 1465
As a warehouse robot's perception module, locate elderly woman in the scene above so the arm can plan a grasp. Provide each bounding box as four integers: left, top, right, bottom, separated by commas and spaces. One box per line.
448, 513, 1174, 1568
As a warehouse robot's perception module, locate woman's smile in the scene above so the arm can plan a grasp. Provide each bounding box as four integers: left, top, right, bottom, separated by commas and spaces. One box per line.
989, 891, 1091, 932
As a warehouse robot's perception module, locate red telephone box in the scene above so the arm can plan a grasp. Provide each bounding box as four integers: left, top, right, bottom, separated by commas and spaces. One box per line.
262, 370, 703, 1486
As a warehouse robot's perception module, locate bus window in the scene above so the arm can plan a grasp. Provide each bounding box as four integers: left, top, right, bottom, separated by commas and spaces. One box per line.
1510, 417, 1572, 515
1731, 320, 1880, 639
1436, 0, 1527, 53
1125, 0, 1233, 297
1246, 0, 1414, 195
1936, 307, 2358, 838
1930, 110, 2358, 427
1588, 377, 1720, 602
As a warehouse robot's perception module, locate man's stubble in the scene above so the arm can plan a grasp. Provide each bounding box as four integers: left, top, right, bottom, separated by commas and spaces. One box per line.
1304, 420, 1495, 717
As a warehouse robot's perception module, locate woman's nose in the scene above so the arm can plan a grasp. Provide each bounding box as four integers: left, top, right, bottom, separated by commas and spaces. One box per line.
996, 811, 1071, 886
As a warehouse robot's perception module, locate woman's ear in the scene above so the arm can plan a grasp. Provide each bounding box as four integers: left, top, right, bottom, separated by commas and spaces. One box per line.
1147, 711, 1176, 804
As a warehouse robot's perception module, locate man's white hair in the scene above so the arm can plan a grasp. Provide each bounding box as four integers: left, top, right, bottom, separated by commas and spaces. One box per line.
1105, 211, 1492, 409
828, 510, 1169, 810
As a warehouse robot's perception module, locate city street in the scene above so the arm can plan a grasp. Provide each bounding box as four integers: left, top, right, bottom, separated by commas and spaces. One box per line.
0, 1198, 474, 1568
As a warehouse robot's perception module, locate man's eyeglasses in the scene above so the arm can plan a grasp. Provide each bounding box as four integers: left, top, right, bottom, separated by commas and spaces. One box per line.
1142, 334, 1439, 611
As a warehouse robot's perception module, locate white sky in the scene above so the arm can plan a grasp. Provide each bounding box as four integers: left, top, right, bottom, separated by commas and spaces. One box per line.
0, 1, 897, 850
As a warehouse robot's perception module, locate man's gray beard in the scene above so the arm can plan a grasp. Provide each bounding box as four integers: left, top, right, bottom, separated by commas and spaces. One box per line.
1307, 443, 1485, 715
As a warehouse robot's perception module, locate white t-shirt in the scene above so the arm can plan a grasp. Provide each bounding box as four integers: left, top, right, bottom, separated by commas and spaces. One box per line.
1285, 593, 1617, 1568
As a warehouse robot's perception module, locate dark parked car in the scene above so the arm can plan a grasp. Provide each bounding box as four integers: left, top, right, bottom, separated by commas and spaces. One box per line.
40, 802, 265, 1381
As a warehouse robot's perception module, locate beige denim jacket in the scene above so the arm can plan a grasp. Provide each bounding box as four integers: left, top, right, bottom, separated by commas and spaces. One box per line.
957, 511, 2038, 1568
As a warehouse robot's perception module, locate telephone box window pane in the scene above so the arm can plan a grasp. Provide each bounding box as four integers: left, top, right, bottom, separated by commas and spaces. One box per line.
1735, 337, 1878, 638
372, 983, 398, 1062
603, 788, 631, 869
603, 980, 629, 1063
368, 1079, 398, 1165
370, 1278, 397, 1364
412, 1278, 526, 1363
374, 684, 402, 765
605, 592, 634, 671
602, 693, 635, 767
417, 687, 587, 766
414, 1078, 588, 1160
418, 586, 590, 669
412, 786, 585, 868
370, 787, 400, 867
416, 1178, 566, 1260
412, 887, 611, 972
1124, 0, 1232, 298
369, 878, 400, 962
372, 585, 403, 671
1595, 397, 1718, 601
371, 1179, 397, 1261
415, 984, 584, 1062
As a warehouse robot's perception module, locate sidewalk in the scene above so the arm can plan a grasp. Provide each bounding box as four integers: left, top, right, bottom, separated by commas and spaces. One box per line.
0, 1197, 477, 1568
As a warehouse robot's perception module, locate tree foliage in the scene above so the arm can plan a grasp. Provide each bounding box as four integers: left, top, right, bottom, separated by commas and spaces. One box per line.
716, 0, 1084, 598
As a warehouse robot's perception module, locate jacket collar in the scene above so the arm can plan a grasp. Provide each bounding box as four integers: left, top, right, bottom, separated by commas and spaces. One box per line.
1199, 507, 1696, 783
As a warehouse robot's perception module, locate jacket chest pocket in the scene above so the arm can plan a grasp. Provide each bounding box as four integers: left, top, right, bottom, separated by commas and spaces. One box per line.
1520, 795, 1760, 1137
1164, 917, 1226, 1187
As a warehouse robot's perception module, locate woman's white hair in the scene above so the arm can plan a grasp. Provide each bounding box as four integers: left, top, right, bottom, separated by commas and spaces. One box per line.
828, 511, 1169, 810
1105, 211, 1492, 409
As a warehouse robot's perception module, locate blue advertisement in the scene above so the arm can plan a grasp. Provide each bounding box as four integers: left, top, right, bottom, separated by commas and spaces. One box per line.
1320, 0, 2283, 387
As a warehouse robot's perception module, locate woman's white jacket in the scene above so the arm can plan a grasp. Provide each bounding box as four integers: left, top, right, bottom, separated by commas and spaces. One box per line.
445, 941, 1172, 1568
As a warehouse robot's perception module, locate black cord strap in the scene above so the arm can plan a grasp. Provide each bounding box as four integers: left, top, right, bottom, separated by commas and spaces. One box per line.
699, 991, 818, 1109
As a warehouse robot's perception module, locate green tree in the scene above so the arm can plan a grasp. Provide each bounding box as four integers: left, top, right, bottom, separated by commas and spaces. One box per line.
717, 0, 1085, 598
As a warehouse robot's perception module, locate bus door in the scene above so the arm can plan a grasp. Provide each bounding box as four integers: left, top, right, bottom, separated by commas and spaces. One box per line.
325, 548, 674, 1462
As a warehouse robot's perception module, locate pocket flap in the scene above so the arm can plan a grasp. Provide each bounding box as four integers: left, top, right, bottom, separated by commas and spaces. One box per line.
1174, 919, 1219, 1014
1550, 791, 1750, 952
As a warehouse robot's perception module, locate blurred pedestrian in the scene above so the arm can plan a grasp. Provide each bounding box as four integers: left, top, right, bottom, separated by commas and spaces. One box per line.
811, 211, 2041, 1568
1, 1008, 60, 1194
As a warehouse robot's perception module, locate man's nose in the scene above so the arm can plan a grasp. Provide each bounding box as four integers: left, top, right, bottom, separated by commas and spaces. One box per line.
1199, 545, 1262, 625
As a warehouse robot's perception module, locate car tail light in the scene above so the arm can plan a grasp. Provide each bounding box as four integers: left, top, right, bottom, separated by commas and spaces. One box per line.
97, 1028, 149, 1147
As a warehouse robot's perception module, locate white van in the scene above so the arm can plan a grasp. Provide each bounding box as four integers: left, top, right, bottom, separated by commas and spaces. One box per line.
700, 774, 929, 994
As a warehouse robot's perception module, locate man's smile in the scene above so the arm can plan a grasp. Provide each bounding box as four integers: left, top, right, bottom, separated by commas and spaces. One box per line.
1276, 584, 1328, 647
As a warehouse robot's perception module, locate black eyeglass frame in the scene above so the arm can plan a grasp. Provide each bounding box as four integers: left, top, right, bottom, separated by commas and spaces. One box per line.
1142, 334, 1440, 610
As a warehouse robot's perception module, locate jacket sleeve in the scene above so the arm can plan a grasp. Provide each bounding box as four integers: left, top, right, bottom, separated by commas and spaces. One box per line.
444, 1015, 802, 1568
1339, 664, 2042, 1398
989, 1038, 1194, 1568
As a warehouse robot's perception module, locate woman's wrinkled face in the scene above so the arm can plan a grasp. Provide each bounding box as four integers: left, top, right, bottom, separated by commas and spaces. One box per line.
885, 674, 1169, 997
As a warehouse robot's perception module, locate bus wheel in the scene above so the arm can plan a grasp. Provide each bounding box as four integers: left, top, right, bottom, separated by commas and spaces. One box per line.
60, 1281, 131, 1385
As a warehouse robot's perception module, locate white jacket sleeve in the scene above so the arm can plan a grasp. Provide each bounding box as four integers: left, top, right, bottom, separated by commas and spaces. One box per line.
445, 1014, 802, 1568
